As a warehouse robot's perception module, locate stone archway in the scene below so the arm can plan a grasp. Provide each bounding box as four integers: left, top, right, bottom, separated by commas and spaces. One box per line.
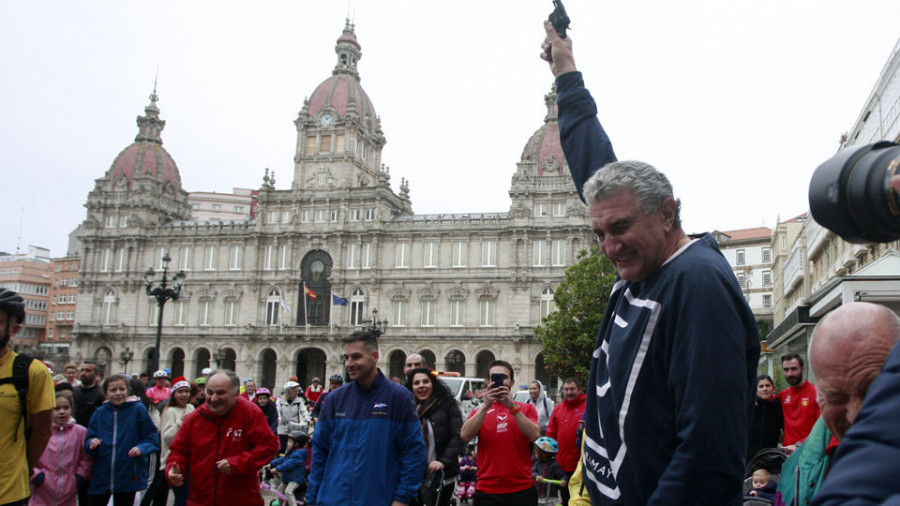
476, 350, 495, 380
259, 348, 277, 390
141, 347, 155, 376
444, 349, 466, 375
298, 250, 333, 326
193, 348, 211, 378
388, 350, 406, 379
534, 352, 558, 399
419, 350, 436, 371
94, 346, 112, 378
295, 348, 327, 388
168, 347, 185, 378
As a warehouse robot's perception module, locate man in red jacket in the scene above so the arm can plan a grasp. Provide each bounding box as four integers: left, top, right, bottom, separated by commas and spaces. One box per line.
546, 378, 586, 505
166, 370, 279, 506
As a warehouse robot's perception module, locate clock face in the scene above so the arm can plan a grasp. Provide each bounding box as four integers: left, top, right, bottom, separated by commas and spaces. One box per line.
320, 113, 333, 127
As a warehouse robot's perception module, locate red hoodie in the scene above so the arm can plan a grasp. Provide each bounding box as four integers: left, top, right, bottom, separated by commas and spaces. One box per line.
546, 393, 587, 472
166, 397, 279, 505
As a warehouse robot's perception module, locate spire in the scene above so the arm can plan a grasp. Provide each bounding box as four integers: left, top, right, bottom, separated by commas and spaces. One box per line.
135, 78, 166, 145
333, 18, 362, 79
544, 84, 558, 124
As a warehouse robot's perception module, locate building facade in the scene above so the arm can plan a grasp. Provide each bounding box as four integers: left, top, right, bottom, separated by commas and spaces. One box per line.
71, 22, 594, 392
766, 36, 900, 379
714, 227, 775, 324
188, 188, 257, 222
45, 256, 81, 360
0, 246, 51, 350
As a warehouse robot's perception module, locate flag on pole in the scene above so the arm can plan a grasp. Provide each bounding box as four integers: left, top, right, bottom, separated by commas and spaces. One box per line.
332, 294, 349, 306
280, 296, 292, 313
305, 285, 317, 299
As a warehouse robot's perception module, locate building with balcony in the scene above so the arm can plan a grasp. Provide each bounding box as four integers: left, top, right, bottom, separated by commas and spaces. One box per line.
766, 36, 900, 379
71, 21, 592, 392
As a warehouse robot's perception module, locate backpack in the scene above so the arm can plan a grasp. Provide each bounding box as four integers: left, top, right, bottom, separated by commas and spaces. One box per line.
0, 353, 35, 441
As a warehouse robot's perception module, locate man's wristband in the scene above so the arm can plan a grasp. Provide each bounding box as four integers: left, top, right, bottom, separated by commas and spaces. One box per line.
509, 405, 521, 416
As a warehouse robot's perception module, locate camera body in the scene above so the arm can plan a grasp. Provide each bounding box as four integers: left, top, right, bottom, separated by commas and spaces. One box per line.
809, 141, 900, 243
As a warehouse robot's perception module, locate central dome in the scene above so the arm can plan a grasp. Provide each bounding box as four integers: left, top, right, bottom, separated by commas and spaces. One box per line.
306, 20, 377, 125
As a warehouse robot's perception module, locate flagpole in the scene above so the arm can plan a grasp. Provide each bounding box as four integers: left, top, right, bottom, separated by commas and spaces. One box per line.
303, 281, 309, 333
329, 293, 333, 335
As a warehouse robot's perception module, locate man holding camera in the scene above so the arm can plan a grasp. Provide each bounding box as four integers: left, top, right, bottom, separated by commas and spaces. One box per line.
461, 360, 540, 505
540, 20, 759, 506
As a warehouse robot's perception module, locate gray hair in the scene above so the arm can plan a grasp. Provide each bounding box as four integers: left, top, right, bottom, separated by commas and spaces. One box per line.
209, 369, 241, 393
582, 160, 682, 228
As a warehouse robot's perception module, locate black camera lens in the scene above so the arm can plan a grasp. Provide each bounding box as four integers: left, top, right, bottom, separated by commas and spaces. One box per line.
809, 141, 900, 243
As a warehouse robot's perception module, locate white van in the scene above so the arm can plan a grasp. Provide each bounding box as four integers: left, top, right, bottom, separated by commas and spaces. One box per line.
437, 375, 485, 417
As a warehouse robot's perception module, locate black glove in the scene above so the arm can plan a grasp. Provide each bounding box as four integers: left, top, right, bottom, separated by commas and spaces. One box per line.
31, 471, 45, 487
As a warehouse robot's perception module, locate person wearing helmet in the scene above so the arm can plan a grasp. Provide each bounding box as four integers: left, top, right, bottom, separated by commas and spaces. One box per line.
0, 288, 55, 505
310, 374, 344, 421
266, 431, 310, 506
533, 436, 566, 501
146, 369, 171, 406
276, 380, 310, 453
254, 387, 278, 436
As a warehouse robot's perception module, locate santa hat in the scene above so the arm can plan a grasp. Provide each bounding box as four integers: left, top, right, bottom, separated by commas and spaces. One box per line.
172, 376, 191, 391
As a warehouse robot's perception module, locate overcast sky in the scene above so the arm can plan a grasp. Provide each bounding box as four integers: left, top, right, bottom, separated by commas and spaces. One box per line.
2, 1, 899, 258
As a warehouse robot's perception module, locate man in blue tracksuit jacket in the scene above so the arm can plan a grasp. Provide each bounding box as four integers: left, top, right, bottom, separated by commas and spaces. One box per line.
306, 331, 426, 506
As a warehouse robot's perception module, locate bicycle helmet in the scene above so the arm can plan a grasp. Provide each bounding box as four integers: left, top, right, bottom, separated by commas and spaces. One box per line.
283, 380, 300, 391
153, 370, 168, 378
535, 436, 559, 453
255, 387, 271, 396
328, 373, 344, 384
0, 288, 26, 325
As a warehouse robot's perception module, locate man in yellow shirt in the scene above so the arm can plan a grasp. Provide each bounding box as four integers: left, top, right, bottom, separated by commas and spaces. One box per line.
0, 288, 54, 505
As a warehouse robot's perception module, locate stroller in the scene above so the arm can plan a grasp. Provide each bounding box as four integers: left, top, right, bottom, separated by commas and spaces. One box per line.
743, 447, 788, 505
420, 468, 459, 506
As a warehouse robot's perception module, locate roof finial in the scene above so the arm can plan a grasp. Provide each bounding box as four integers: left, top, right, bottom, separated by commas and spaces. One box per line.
150, 68, 159, 105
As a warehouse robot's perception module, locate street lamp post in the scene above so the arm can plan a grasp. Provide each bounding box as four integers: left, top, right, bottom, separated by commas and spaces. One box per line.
145, 253, 186, 373
120, 348, 134, 374
364, 307, 388, 338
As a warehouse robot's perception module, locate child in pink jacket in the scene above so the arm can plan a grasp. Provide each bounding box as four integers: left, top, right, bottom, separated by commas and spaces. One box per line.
30, 392, 93, 506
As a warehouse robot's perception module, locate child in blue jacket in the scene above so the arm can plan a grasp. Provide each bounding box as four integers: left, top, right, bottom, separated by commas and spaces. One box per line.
85, 374, 160, 506
268, 432, 309, 506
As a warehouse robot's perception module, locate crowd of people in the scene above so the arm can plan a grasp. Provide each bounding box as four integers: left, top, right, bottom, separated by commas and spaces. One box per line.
7, 15, 900, 506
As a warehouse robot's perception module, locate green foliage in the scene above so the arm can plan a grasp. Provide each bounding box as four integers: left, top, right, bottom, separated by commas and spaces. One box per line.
534, 246, 617, 386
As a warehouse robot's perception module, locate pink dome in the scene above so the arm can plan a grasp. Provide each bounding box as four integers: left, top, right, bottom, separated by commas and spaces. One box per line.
108, 141, 182, 192
520, 95, 566, 175
307, 73, 377, 121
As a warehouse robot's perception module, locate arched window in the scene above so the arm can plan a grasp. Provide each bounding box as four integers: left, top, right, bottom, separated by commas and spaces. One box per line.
350, 288, 365, 325
102, 291, 117, 324
540, 287, 555, 319
266, 289, 280, 326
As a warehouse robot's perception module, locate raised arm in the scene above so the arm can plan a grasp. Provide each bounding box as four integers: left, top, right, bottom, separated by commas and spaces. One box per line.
541, 20, 617, 201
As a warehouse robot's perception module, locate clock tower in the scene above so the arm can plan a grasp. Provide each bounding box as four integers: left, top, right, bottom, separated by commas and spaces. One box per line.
291, 20, 392, 195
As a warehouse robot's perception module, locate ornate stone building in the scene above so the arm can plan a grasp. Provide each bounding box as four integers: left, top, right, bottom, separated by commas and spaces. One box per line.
71, 21, 594, 393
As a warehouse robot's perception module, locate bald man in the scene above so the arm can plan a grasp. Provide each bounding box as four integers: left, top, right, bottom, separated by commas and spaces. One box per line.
403, 354, 425, 376
776, 302, 900, 506
809, 303, 900, 505
809, 302, 900, 440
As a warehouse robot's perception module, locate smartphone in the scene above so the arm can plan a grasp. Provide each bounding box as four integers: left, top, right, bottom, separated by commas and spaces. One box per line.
490, 373, 506, 389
